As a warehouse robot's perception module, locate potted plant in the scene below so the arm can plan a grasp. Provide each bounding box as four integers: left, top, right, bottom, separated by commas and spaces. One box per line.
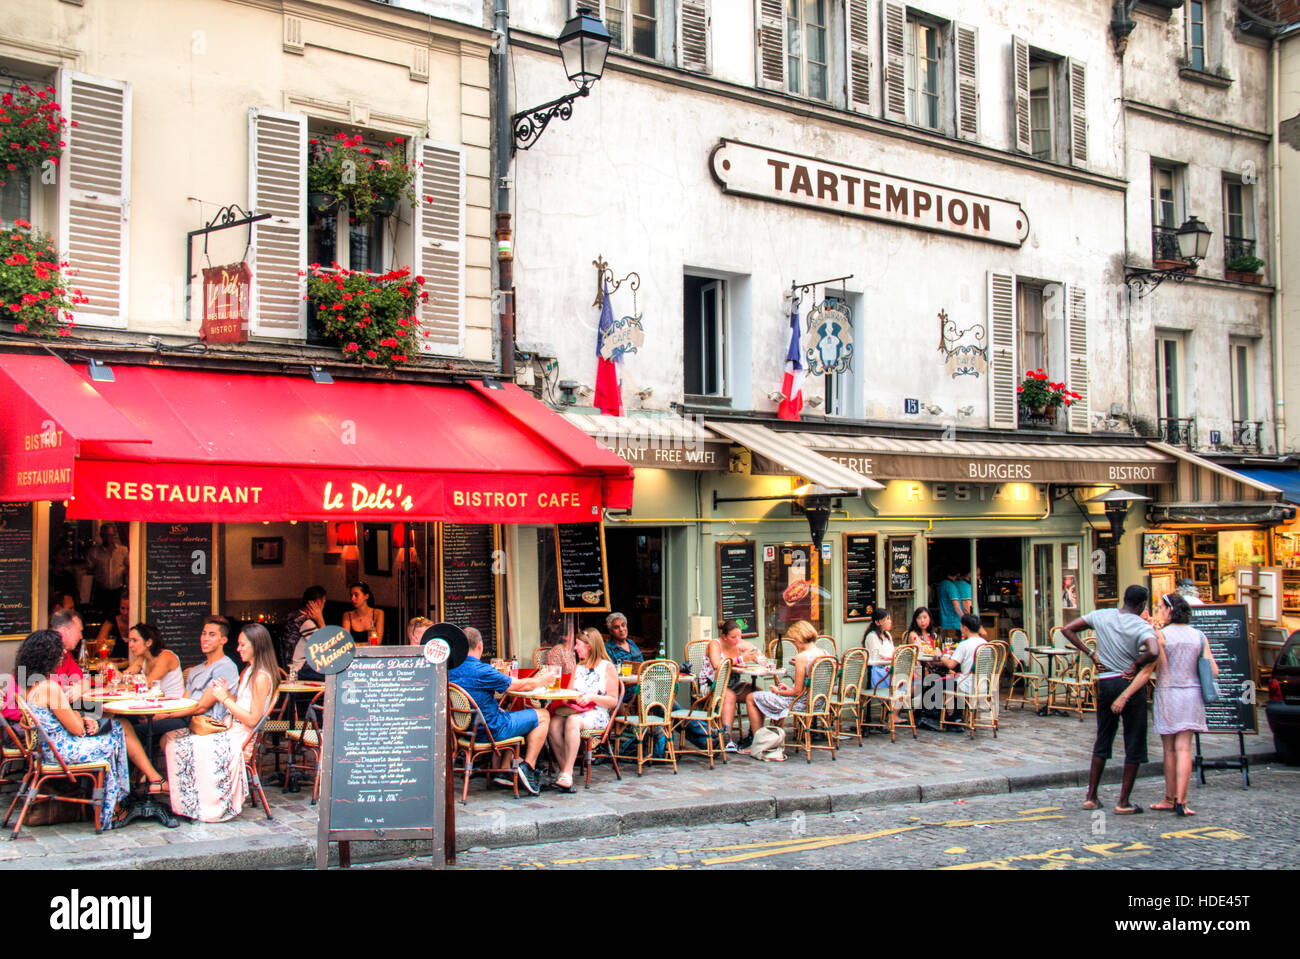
0, 84, 68, 190
307, 133, 416, 225
0, 219, 86, 337
1016, 369, 1082, 423
1225, 254, 1264, 284
302, 262, 428, 367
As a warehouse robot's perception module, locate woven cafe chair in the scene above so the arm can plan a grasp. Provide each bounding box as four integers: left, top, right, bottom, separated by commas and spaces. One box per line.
612, 659, 678, 776
284, 690, 325, 804
815, 635, 838, 658
532, 648, 551, 670
941, 643, 1000, 738
1003, 629, 1049, 710
831, 647, 868, 747
771, 638, 799, 667
579, 677, 625, 787
671, 657, 732, 769
862, 643, 918, 742
685, 639, 712, 709
239, 714, 274, 820
0, 692, 29, 794
447, 682, 525, 802
256, 682, 299, 780
3, 697, 110, 837
1047, 660, 1096, 722
789, 657, 837, 762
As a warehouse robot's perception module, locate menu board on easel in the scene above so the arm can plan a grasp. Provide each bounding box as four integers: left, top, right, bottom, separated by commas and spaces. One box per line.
438, 524, 502, 658
887, 537, 914, 594
1190, 604, 1257, 735
555, 522, 610, 613
0, 503, 34, 638
143, 523, 215, 665
842, 533, 878, 621
716, 541, 758, 637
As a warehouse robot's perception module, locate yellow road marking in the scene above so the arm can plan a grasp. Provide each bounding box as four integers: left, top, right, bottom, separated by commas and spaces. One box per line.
698, 827, 921, 865
944, 847, 967, 854
550, 853, 647, 865
1017, 806, 1062, 814
1160, 826, 1249, 841
918, 814, 1067, 828
677, 834, 849, 854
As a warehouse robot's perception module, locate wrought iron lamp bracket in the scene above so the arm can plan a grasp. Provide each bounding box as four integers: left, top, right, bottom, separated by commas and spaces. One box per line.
592, 255, 640, 310
184, 203, 271, 325
512, 88, 589, 154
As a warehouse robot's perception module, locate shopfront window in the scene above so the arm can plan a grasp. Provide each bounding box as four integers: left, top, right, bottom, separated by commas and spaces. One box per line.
762, 542, 831, 648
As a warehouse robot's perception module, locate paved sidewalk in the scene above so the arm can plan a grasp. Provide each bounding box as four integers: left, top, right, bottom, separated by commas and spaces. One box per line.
0, 707, 1276, 869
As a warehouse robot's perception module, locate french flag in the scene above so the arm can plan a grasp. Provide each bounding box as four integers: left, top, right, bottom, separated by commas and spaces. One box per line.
594, 282, 623, 416
777, 302, 803, 421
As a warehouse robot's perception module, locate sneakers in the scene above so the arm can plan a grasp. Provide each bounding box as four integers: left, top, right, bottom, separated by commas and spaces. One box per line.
515, 760, 541, 796
725, 740, 739, 753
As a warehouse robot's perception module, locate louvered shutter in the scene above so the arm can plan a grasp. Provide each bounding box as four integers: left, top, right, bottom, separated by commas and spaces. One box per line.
1065, 283, 1090, 433
572, 1, 609, 49
754, 0, 785, 91
571, 1, 604, 17
846, 0, 872, 114
882, 1, 906, 122
58, 71, 130, 330
678, 0, 711, 73
987, 270, 1017, 430
1068, 58, 1087, 166
1012, 36, 1031, 154
413, 139, 465, 357
954, 23, 979, 141
247, 108, 306, 339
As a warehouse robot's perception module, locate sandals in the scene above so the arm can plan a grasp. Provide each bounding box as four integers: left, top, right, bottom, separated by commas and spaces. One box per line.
1151, 796, 1177, 812
1174, 802, 1195, 817
147, 779, 169, 795
553, 773, 575, 794
1081, 798, 1100, 810
1114, 803, 1144, 815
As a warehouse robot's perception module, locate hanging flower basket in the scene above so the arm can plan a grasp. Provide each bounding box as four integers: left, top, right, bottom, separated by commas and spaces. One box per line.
0, 84, 69, 189
0, 219, 86, 337
302, 263, 427, 368
307, 133, 416, 225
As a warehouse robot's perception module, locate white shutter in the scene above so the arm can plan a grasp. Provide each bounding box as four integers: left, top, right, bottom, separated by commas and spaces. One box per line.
678, 0, 711, 73
413, 139, 465, 357
247, 108, 306, 339
571, 1, 604, 17
1068, 58, 1087, 166
1066, 283, 1090, 433
572, 1, 609, 48
881, 1, 906, 122
846, 0, 872, 114
987, 270, 1018, 430
58, 71, 130, 330
1012, 36, 1031, 154
754, 0, 786, 91
954, 23, 979, 141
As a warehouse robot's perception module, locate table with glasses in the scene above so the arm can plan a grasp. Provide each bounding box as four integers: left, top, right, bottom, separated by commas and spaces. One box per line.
102, 696, 198, 827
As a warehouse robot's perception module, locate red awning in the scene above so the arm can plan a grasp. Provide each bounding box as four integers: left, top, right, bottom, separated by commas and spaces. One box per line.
0, 357, 633, 524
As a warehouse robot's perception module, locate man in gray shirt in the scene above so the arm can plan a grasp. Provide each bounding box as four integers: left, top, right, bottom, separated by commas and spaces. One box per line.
1061, 585, 1159, 815
152, 616, 241, 739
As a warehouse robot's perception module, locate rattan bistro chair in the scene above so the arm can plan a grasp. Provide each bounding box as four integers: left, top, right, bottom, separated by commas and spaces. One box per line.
3, 698, 109, 837
685, 639, 711, 709
941, 643, 1000, 738
814, 635, 838, 658
0, 705, 29, 795
1003, 629, 1049, 711
1048, 659, 1096, 721
613, 659, 678, 776
768, 638, 799, 667
831, 647, 868, 747
790, 657, 838, 763
863, 644, 918, 742
448, 682, 526, 802
284, 690, 324, 804
578, 677, 625, 788
672, 657, 732, 768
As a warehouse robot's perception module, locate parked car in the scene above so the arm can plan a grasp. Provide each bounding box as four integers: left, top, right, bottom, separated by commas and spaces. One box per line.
1266, 630, 1300, 765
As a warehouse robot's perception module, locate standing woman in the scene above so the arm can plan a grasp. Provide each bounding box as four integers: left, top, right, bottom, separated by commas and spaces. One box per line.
1111, 593, 1216, 816
698, 620, 762, 752
341, 582, 384, 645
547, 628, 620, 793
165, 624, 279, 822
123, 623, 184, 697
863, 607, 896, 692
903, 607, 939, 649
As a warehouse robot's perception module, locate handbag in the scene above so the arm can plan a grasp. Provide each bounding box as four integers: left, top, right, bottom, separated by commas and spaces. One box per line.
189, 713, 230, 736
1197, 635, 1220, 704
749, 726, 786, 762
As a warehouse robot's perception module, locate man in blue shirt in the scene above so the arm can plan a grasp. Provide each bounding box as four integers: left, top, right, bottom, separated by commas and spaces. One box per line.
448, 627, 551, 795
937, 572, 963, 634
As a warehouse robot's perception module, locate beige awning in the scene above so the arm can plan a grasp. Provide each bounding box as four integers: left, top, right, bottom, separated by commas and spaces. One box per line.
1149, 442, 1282, 505
562, 411, 730, 470
703, 421, 882, 490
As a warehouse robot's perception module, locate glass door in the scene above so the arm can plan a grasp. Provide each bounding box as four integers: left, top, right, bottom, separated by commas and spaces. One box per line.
1026, 538, 1085, 646
1031, 543, 1055, 645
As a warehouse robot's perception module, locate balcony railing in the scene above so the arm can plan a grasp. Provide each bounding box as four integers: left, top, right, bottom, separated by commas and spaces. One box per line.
1158, 416, 1197, 449
1225, 236, 1255, 263
1152, 226, 1184, 262
1232, 419, 1263, 453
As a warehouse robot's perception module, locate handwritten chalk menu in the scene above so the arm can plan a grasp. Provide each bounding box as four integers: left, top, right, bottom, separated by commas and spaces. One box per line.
143, 523, 214, 665
1094, 532, 1119, 604
843, 533, 878, 621
887, 537, 914, 594
0, 503, 34, 636
317, 647, 448, 869
716, 541, 758, 637
555, 522, 610, 613
439, 524, 501, 658
1190, 604, 1257, 734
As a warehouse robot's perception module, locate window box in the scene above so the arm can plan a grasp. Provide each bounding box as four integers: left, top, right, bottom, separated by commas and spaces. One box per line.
1226, 269, 1263, 285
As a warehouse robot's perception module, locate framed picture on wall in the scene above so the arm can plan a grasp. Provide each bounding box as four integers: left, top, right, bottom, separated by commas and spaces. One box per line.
1149, 570, 1177, 608
1142, 532, 1180, 567
362, 523, 393, 577
250, 537, 284, 566
1192, 533, 1217, 557
1191, 560, 1212, 584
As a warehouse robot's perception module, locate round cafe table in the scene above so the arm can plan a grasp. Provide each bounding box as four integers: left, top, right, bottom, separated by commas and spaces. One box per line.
102, 697, 197, 828
278, 681, 325, 695
1026, 647, 1079, 716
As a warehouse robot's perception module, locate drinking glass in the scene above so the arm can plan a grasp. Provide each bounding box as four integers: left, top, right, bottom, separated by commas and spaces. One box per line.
149, 681, 162, 701
620, 662, 632, 678
550, 668, 563, 691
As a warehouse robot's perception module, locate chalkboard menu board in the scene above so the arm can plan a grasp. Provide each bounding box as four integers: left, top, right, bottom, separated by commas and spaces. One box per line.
439, 524, 501, 657
1190, 603, 1257, 734
0, 503, 34, 636
716, 541, 758, 637
843, 533, 878, 621
317, 647, 448, 869
1093, 532, 1119, 604
143, 523, 214, 665
555, 522, 610, 613
887, 537, 914, 594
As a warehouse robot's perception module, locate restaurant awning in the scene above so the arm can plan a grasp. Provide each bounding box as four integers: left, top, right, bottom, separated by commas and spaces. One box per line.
1230, 467, 1300, 505
562, 411, 730, 470
1151, 442, 1282, 504
0, 356, 633, 524
703, 421, 882, 490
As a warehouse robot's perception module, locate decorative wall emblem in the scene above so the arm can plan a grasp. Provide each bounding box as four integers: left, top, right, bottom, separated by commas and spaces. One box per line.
936, 309, 987, 378
804, 299, 854, 376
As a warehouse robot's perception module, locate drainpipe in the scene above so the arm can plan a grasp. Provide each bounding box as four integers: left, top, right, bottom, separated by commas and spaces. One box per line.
494, 0, 516, 378
1270, 36, 1286, 453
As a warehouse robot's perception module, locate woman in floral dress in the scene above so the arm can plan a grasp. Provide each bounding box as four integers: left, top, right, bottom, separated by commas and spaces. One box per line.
165, 624, 278, 822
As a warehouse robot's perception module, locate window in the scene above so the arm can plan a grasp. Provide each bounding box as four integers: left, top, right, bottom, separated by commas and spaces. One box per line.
1222, 177, 1256, 263
607, 0, 658, 59
1156, 335, 1181, 420
1029, 59, 1055, 161
1150, 163, 1184, 260
683, 275, 727, 398
1187, 1, 1207, 71
1230, 339, 1251, 422
1012, 38, 1083, 164
582, 1, 684, 64
1017, 284, 1047, 377
786, 0, 829, 101
905, 17, 943, 129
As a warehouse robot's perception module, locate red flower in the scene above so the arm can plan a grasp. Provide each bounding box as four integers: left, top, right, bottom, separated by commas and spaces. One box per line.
13, 323, 26, 333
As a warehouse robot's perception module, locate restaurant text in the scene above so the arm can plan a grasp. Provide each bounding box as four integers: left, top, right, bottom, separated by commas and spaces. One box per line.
104, 482, 262, 504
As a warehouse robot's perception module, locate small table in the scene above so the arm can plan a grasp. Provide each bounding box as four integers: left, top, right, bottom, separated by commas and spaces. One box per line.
1026, 647, 1079, 716
735, 665, 787, 688
518, 688, 581, 703
103, 697, 197, 828
278, 681, 325, 695
80, 689, 136, 705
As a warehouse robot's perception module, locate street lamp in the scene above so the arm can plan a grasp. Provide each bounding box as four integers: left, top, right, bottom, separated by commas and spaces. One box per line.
512, 7, 612, 153
1126, 215, 1214, 297
1175, 215, 1212, 261
1084, 487, 1151, 545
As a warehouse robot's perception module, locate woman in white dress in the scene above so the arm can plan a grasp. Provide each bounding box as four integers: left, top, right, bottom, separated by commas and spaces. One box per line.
743, 620, 828, 728
546, 628, 619, 793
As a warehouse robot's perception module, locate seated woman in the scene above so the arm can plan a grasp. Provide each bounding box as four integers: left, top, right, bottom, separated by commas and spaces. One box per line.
164, 623, 279, 822
903, 607, 939, 650
123, 623, 184, 697
95, 593, 132, 661
17, 629, 166, 827
697, 620, 762, 752
546, 628, 620, 793
863, 607, 896, 692
341, 581, 384, 645
742, 620, 826, 732
406, 616, 434, 646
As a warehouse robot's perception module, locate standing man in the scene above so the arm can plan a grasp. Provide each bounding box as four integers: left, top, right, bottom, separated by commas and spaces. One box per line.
283, 586, 327, 675
605, 612, 642, 705
956, 571, 974, 616
1060, 585, 1159, 815
86, 522, 129, 618
937, 570, 963, 639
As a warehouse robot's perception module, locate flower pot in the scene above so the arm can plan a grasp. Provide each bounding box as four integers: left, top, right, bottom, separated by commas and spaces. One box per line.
1226, 269, 1262, 285
1154, 258, 1191, 272
308, 190, 336, 214
371, 194, 398, 217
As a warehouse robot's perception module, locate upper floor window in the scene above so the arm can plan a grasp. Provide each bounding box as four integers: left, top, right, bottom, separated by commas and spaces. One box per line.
1187, 1, 1207, 71
1222, 176, 1257, 265
786, 0, 830, 101
818, 293, 858, 417
883, 4, 978, 141
607, 0, 658, 58
904, 16, 943, 129
1028, 58, 1055, 161
577, 1, 694, 67
1150, 162, 1186, 261
683, 274, 727, 398
1012, 38, 1086, 166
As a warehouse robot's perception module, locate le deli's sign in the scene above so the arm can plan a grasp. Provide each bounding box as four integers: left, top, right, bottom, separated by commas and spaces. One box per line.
709, 140, 1029, 247
201, 262, 251, 344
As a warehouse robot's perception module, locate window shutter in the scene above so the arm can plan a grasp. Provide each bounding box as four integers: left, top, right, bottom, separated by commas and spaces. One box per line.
954, 23, 979, 141
987, 270, 1018, 430
571, 1, 604, 18
1065, 283, 1090, 434
1012, 35, 1031, 154
58, 71, 130, 330
678, 0, 711, 73
881, 1, 906, 122
1067, 58, 1087, 166
247, 108, 306, 339
846, 0, 872, 114
754, 0, 786, 91
413, 139, 465, 357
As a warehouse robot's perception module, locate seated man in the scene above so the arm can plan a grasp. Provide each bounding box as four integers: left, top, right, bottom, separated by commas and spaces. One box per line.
155, 616, 242, 741
286, 586, 328, 681
448, 627, 551, 796
604, 612, 642, 706
935, 613, 989, 724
